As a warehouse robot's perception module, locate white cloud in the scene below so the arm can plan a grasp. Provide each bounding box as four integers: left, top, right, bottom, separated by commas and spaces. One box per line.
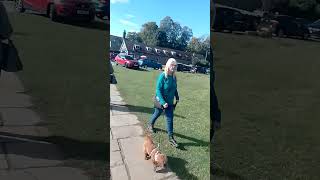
111, 0, 129, 4
119, 19, 138, 28
125, 14, 135, 19
128, 29, 138, 32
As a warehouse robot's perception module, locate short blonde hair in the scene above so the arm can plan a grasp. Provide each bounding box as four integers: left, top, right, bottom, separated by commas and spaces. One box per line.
164, 58, 177, 78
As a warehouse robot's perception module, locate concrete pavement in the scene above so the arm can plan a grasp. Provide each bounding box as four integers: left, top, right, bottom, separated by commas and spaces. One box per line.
0, 71, 89, 180
110, 84, 180, 180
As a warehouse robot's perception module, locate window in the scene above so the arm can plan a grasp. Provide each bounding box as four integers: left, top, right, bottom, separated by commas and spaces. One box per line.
124, 55, 134, 60
171, 51, 176, 56
163, 50, 168, 54
155, 48, 161, 53
146, 47, 152, 51
134, 44, 140, 50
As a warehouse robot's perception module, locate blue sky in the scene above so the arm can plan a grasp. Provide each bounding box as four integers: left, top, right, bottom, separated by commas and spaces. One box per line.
110, 0, 210, 39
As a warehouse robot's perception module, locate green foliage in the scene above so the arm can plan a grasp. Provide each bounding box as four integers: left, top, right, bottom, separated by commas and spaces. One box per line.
126, 32, 143, 43
289, 0, 317, 11
139, 22, 159, 46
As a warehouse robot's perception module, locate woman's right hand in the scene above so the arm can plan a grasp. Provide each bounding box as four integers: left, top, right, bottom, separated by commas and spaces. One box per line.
163, 103, 168, 109
1, 39, 9, 44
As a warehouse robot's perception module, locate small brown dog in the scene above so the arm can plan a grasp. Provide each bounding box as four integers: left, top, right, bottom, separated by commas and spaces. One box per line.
143, 133, 168, 172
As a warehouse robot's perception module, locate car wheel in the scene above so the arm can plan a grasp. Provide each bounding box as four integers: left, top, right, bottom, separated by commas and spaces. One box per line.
49, 4, 60, 22
15, 0, 25, 13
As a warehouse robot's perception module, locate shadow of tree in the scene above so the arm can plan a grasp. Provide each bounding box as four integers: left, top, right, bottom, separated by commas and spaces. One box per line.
211, 166, 246, 180
153, 128, 209, 148
167, 156, 198, 180
0, 132, 108, 162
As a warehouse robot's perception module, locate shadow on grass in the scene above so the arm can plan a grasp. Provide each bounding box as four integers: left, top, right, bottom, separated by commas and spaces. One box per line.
0, 132, 108, 162
167, 156, 198, 179
154, 128, 208, 148
110, 103, 187, 119
211, 167, 246, 180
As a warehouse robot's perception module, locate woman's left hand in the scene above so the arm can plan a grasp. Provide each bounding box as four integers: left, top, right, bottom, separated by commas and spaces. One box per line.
1, 39, 9, 44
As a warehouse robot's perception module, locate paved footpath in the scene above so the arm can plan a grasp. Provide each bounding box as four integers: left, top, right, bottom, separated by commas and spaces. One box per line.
0, 72, 89, 180
110, 84, 180, 180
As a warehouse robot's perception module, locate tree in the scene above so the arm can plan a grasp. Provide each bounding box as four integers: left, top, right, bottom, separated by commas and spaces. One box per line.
159, 16, 192, 51
289, 0, 317, 11
187, 37, 202, 54
156, 30, 167, 47
187, 36, 210, 57
139, 22, 159, 46
176, 26, 193, 51
126, 32, 143, 43
123, 30, 126, 39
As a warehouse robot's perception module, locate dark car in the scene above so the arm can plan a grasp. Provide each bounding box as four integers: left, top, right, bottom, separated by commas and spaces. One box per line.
308, 19, 320, 39
138, 59, 162, 70
196, 66, 208, 74
214, 6, 259, 32
273, 15, 310, 39
15, 0, 95, 22
177, 63, 192, 72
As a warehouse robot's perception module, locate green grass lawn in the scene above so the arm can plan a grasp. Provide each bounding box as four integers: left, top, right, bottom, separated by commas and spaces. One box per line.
113, 65, 210, 180
9, 12, 108, 179
212, 32, 320, 179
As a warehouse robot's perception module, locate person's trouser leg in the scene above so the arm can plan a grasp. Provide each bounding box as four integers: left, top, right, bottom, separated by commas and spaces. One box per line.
164, 105, 174, 137
149, 107, 163, 126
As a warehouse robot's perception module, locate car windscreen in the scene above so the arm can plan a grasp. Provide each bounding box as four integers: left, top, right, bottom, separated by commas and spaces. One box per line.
124, 56, 134, 60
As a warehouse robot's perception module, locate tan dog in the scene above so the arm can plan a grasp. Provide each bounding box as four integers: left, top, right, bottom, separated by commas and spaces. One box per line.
143, 133, 168, 172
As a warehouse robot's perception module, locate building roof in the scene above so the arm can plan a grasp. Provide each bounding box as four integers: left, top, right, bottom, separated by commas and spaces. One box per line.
122, 38, 205, 61
110, 35, 123, 52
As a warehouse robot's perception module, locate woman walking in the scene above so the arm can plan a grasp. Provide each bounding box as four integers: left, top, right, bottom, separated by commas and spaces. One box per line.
148, 58, 180, 148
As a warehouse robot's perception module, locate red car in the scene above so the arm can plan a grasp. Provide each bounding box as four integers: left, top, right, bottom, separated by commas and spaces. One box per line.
115, 54, 139, 69
15, 0, 95, 22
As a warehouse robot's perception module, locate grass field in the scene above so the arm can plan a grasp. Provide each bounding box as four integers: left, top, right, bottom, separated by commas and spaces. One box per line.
9, 12, 108, 179
212, 32, 320, 179
113, 65, 210, 180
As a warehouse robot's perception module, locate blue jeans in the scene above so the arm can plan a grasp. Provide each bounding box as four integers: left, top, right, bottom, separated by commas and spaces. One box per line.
149, 105, 174, 137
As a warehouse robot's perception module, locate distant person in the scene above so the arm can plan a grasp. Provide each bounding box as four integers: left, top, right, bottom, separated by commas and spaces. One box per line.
0, 1, 13, 76
148, 58, 180, 148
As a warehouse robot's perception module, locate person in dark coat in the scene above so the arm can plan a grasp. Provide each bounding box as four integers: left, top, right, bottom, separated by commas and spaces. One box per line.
0, 1, 14, 76
210, 0, 221, 144
208, 47, 221, 144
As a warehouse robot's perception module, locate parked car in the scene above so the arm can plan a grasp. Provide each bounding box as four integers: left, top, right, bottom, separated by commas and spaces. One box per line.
110, 52, 118, 61
138, 59, 162, 69
91, 0, 109, 20
177, 63, 192, 72
308, 19, 320, 39
273, 15, 310, 39
196, 66, 208, 74
15, 0, 96, 22
115, 54, 139, 69
214, 6, 259, 32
